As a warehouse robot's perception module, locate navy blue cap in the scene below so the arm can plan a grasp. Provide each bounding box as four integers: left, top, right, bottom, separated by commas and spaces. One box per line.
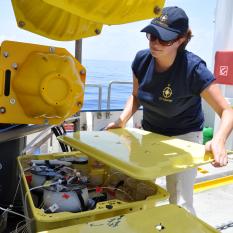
141, 6, 189, 41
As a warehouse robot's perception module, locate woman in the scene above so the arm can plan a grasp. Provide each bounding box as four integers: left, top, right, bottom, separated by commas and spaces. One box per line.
105, 6, 233, 214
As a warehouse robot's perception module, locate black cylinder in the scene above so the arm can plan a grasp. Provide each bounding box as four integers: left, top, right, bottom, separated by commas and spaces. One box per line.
0, 138, 26, 207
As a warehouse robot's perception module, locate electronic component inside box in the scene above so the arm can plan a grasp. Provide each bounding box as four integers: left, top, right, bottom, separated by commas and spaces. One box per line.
18, 152, 168, 232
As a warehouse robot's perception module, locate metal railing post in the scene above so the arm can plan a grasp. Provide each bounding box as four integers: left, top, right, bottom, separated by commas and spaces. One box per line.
106, 81, 132, 118
85, 84, 103, 118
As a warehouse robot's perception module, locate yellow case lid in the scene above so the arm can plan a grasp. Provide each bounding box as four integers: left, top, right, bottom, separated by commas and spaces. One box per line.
11, 0, 103, 41
41, 204, 219, 233
59, 128, 213, 180
43, 0, 165, 25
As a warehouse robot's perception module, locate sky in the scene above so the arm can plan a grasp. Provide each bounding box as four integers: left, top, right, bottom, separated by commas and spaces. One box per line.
0, 0, 217, 68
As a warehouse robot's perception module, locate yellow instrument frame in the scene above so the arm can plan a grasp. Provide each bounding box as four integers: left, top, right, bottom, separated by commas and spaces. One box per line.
0, 40, 86, 125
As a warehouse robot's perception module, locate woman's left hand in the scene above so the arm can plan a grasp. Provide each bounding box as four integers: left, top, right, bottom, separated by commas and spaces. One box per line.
205, 139, 228, 167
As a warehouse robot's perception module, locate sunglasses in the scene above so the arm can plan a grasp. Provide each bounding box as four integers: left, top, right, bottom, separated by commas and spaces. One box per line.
146, 33, 179, 46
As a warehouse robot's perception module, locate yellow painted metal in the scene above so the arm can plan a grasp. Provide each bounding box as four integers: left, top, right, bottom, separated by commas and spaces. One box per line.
17, 152, 169, 232
197, 167, 209, 174
44, 0, 165, 25
11, 0, 103, 41
11, 0, 164, 40
194, 175, 233, 193
59, 128, 214, 180
0, 40, 85, 124
40, 204, 219, 233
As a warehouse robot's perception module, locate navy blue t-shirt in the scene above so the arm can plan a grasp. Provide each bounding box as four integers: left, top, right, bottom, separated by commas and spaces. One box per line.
132, 49, 215, 136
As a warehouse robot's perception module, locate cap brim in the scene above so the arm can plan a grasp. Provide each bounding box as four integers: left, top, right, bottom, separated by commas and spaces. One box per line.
141, 24, 179, 41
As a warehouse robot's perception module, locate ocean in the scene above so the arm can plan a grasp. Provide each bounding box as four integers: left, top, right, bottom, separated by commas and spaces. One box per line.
82, 59, 133, 110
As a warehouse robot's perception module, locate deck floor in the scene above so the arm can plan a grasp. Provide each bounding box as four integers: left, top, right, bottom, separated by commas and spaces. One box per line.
194, 183, 233, 232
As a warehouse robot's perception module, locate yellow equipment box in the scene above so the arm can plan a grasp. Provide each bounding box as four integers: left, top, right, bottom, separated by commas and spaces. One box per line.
18, 152, 168, 232
18, 128, 216, 232
39, 204, 219, 233
0, 40, 85, 125
59, 128, 213, 179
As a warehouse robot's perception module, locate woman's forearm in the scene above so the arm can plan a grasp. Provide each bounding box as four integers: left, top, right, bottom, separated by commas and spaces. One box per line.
118, 94, 141, 127
213, 107, 233, 144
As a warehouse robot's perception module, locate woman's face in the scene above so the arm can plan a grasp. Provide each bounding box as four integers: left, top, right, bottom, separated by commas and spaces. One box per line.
148, 35, 185, 59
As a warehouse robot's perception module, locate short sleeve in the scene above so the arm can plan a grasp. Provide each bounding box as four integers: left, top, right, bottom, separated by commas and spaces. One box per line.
131, 53, 139, 78
131, 49, 152, 82
190, 62, 216, 95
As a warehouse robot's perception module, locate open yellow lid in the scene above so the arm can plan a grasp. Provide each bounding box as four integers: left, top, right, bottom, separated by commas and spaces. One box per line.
11, 0, 165, 41
43, 0, 165, 25
11, 0, 103, 41
41, 204, 219, 233
59, 128, 213, 180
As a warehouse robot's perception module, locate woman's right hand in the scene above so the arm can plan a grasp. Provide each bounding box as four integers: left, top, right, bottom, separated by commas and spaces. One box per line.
105, 77, 139, 131
105, 119, 124, 130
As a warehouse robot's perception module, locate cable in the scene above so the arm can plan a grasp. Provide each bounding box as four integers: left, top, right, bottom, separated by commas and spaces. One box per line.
38, 201, 44, 209
56, 125, 64, 135
51, 127, 69, 152
9, 220, 26, 233
60, 125, 72, 151
16, 220, 25, 233
1, 166, 32, 231
61, 124, 67, 134
12, 167, 31, 206
22, 180, 62, 226
56, 126, 70, 152
0, 207, 30, 221
88, 186, 134, 201
11, 175, 23, 208
103, 171, 125, 186
24, 180, 63, 214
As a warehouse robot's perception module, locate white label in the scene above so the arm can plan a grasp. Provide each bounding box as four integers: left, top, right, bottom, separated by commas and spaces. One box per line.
49, 203, 59, 212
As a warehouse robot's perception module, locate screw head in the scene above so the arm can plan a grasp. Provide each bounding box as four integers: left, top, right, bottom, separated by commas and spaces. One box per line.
12, 63, 18, 70
77, 102, 82, 108
154, 6, 162, 15
10, 98, 16, 105
0, 107, 6, 113
3, 51, 8, 58
80, 69, 86, 75
18, 21, 25, 28
155, 223, 165, 231
49, 47, 56, 53
95, 29, 101, 35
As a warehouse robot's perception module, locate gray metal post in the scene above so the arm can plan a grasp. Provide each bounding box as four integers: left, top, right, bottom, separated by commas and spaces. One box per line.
74, 40, 82, 131
75, 40, 82, 62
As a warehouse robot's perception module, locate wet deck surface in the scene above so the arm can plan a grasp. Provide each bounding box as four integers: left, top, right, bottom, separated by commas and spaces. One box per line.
195, 155, 233, 232
194, 183, 233, 232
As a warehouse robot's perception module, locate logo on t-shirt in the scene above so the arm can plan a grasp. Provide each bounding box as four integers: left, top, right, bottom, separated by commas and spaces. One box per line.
159, 84, 173, 102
